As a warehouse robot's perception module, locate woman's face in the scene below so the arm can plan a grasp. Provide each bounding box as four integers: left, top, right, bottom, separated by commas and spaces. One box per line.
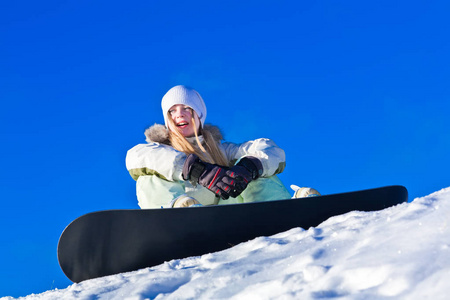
168, 104, 201, 137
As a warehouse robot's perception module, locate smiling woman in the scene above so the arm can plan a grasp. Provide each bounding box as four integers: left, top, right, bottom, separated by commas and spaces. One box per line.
168, 104, 200, 137
125, 85, 305, 209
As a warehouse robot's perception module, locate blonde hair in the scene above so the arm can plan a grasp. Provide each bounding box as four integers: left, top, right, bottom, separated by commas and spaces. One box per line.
167, 112, 229, 166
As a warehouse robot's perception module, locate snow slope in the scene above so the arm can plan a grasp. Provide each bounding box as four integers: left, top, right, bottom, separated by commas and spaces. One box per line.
3, 187, 450, 300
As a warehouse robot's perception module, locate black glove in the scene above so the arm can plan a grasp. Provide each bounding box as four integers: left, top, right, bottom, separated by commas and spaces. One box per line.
183, 154, 240, 200
229, 156, 264, 192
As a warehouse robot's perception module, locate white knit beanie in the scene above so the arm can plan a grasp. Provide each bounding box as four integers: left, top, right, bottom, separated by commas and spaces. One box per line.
161, 85, 207, 128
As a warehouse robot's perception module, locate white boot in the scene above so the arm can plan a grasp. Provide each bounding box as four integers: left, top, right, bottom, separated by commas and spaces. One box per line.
170, 195, 202, 208
290, 185, 321, 198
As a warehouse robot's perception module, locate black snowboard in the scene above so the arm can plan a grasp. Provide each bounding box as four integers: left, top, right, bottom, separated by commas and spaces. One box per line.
58, 185, 407, 283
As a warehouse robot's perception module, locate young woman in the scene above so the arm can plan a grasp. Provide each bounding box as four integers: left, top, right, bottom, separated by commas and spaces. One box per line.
126, 85, 318, 208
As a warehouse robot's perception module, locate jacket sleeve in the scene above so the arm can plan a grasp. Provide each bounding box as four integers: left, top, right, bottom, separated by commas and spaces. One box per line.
126, 142, 186, 182
221, 138, 286, 177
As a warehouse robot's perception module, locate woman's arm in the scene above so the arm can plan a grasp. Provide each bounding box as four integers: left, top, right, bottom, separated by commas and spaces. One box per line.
126, 142, 186, 182
221, 138, 286, 177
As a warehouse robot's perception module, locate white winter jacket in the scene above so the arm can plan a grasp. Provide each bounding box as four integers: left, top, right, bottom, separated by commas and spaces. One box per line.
126, 124, 287, 208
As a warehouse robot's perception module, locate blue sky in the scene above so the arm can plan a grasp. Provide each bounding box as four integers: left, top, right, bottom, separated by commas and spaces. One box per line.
1, 0, 449, 297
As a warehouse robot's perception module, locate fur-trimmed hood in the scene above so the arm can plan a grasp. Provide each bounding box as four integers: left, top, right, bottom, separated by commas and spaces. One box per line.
144, 123, 224, 145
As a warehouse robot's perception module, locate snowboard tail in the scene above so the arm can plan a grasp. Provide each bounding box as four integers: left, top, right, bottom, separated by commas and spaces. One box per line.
58, 185, 407, 283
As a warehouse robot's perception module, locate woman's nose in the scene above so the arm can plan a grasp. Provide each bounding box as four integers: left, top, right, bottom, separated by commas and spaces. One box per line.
173, 108, 184, 118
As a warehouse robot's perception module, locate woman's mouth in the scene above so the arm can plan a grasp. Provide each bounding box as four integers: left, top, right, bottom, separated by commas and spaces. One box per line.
176, 122, 189, 128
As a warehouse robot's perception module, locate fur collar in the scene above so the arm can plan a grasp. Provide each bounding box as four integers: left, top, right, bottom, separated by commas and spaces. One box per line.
144, 123, 223, 145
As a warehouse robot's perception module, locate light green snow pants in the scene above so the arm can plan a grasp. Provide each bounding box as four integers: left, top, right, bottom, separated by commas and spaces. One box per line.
135, 175, 291, 209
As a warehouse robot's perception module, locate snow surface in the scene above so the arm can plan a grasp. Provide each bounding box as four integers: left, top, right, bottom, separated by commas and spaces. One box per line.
3, 187, 450, 300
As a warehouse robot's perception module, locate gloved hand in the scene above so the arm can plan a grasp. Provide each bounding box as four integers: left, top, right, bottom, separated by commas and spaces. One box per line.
182, 154, 242, 200
229, 156, 264, 192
